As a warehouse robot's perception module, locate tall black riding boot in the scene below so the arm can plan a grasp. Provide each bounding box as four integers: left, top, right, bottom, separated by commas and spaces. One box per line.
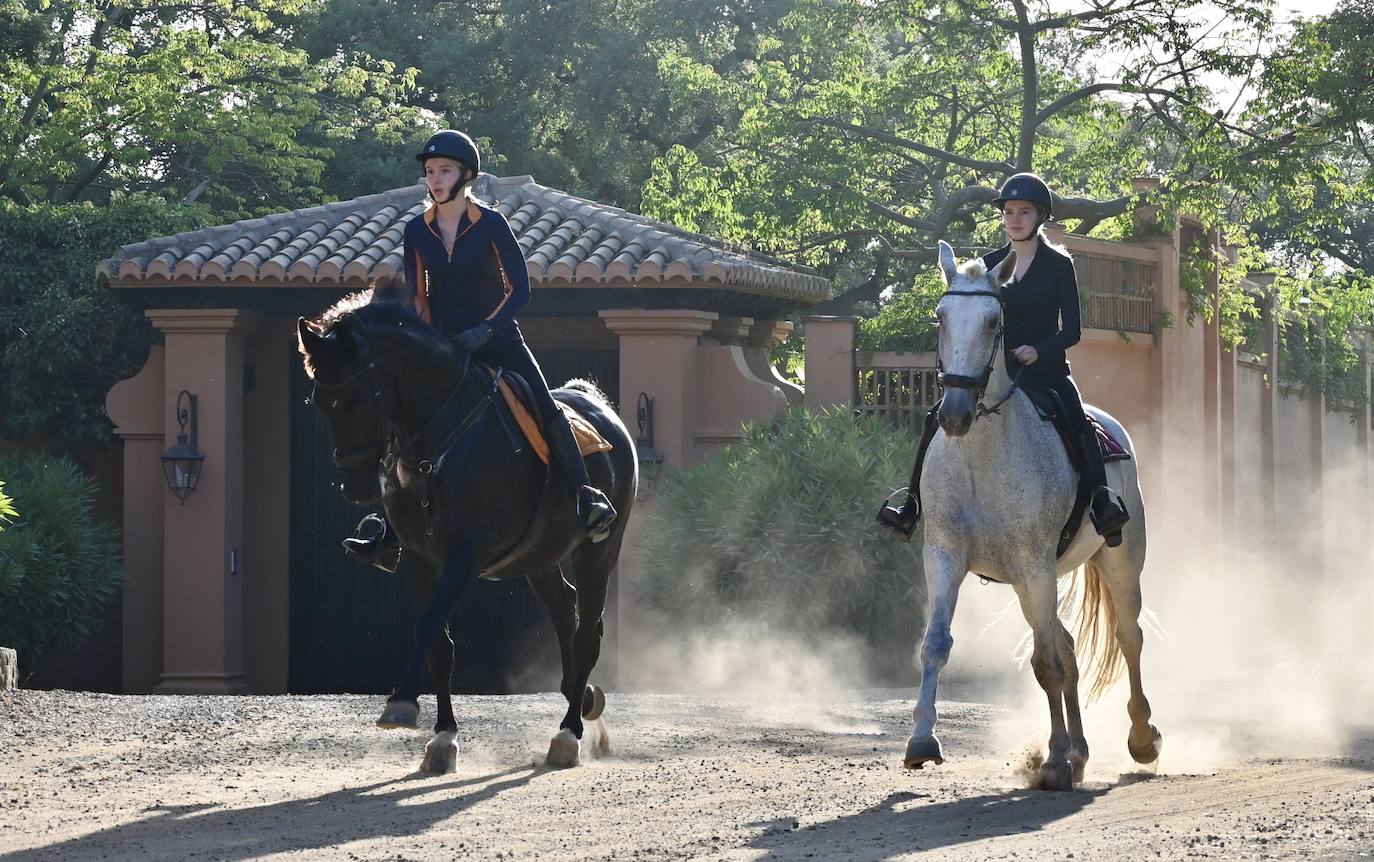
876, 405, 940, 541
547, 410, 617, 543
342, 512, 402, 573
1080, 426, 1129, 545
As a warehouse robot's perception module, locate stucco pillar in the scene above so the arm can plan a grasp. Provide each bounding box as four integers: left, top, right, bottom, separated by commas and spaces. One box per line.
1150, 226, 1190, 533
599, 309, 717, 470
804, 316, 857, 412
106, 346, 167, 693
597, 309, 716, 688
1247, 274, 1281, 545
1202, 229, 1223, 533
147, 309, 261, 694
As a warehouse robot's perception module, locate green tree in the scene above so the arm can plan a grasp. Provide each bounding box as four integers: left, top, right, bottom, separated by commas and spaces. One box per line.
640, 0, 1369, 318
0, 197, 206, 444
0, 0, 418, 216
296, 0, 801, 208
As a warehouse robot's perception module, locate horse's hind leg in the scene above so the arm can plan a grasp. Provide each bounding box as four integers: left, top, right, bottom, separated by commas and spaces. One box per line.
1016, 570, 1077, 791
1094, 541, 1161, 764
570, 539, 618, 757
905, 544, 967, 769
528, 563, 584, 768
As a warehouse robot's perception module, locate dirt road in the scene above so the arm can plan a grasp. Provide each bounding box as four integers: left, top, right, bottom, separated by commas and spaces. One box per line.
1, 686, 1370, 861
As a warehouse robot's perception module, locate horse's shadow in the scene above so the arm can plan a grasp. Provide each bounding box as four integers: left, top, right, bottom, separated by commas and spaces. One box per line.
744, 779, 1132, 861
0, 765, 542, 862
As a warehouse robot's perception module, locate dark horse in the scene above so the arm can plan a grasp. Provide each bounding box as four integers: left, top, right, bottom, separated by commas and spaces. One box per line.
296, 282, 636, 772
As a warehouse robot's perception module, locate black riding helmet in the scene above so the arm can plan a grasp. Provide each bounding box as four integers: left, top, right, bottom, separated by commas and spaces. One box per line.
415, 129, 481, 174
991, 172, 1053, 216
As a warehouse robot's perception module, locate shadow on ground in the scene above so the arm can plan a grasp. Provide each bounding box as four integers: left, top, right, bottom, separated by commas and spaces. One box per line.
0, 765, 542, 861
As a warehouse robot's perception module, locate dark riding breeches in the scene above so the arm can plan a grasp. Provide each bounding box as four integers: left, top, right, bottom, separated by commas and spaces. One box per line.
473, 338, 593, 490
1036, 374, 1109, 489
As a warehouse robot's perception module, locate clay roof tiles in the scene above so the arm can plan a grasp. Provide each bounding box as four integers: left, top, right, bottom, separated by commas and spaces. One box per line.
97, 175, 830, 303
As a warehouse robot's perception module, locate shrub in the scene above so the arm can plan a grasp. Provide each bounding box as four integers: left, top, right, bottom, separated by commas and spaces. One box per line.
0, 197, 208, 444
0, 455, 123, 663
638, 407, 926, 684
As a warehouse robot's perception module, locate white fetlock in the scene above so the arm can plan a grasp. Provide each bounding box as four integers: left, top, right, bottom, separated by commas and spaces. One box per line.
420, 731, 459, 774
546, 728, 581, 768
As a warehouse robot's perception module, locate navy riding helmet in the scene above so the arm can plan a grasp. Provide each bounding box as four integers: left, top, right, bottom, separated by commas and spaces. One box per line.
992, 172, 1053, 215
415, 130, 481, 174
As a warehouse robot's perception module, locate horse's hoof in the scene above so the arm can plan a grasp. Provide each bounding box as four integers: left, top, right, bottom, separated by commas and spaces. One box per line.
376, 700, 420, 730
1038, 760, 1075, 791
581, 683, 606, 721
420, 731, 458, 774
903, 734, 944, 769
1128, 724, 1162, 764
546, 728, 581, 768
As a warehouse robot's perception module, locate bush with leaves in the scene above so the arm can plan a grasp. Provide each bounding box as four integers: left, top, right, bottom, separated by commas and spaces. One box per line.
0, 456, 123, 664
639, 407, 926, 683
0, 197, 207, 445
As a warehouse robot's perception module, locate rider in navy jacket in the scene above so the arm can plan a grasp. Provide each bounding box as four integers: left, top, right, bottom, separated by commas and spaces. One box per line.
343, 130, 617, 571
877, 173, 1130, 544
403, 193, 529, 345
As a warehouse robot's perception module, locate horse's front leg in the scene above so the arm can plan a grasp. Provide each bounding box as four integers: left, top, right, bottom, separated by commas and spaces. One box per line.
378, 542, 479, 732
1017, 570, 1076, 791
418, 623, 459, 774
1057, 622, 1089, 782
905, 543, 967, 769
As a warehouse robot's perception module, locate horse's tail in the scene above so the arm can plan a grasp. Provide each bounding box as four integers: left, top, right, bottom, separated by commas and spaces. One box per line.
1073, 560, 1125, 703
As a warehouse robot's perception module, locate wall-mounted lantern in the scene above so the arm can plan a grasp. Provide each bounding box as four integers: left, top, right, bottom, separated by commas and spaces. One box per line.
160, 390, 205, 504
635, 392, 663, 500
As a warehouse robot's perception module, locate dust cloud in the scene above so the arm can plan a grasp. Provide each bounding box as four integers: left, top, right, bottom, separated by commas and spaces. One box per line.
617, 450, 1374, 783
952, 452, 1374, 782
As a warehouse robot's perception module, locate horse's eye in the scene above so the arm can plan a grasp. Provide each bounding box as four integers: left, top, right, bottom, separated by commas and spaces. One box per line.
987, 317, 999, 331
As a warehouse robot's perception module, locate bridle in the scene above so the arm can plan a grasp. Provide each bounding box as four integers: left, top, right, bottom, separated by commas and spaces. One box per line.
936, 289, 1023, 419
308, 332, 391, 471
307, 320, 497, 480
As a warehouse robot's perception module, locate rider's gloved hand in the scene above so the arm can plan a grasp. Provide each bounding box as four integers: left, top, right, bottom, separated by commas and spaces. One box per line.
454, 322, 493, 353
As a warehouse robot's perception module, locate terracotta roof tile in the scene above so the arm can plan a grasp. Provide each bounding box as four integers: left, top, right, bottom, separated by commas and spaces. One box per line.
97, 176, 830, 303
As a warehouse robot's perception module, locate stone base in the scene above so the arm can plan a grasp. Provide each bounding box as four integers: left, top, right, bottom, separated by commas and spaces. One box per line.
153, 672, 251, 695
0, 647, 17, 690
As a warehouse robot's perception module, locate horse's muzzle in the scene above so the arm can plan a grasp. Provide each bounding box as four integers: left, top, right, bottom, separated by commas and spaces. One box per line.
938, 389, 975, 437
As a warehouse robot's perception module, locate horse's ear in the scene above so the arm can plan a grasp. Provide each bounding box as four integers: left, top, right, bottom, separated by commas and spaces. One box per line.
297, 317, 323, 355
937, 240, 958, 284
990, 249, 1018, 289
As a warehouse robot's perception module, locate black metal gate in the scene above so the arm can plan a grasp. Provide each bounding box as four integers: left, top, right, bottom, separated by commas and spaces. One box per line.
287, 347, 619, 694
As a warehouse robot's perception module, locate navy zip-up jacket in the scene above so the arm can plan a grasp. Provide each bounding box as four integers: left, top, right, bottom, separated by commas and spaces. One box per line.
403, 198, 530, 343
982, 239, 1081, 382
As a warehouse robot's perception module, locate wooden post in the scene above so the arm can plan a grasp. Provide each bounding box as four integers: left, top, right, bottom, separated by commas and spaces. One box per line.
0, 647, 17, 690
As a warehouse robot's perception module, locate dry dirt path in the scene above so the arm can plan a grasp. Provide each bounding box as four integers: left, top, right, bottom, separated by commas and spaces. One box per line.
1, 688, 1371, 862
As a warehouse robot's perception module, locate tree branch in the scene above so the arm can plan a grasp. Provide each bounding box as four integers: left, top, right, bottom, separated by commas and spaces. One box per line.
802, 117, 1015, 173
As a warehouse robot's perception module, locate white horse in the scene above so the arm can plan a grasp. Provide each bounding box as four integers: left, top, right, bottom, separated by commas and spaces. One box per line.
903, 240, 1162, 790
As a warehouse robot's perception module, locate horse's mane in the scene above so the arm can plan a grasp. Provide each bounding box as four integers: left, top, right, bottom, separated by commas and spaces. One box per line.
300, 276, 459, 379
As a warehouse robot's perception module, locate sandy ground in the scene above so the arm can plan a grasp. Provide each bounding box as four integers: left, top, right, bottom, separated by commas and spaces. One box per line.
1, 685, 1371, 862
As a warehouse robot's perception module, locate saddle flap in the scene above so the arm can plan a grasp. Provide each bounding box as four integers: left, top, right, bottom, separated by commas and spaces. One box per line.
495, 376, 612, 465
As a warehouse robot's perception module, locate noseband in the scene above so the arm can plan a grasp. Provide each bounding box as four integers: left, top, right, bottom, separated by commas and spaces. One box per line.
936, 289, 1022, 419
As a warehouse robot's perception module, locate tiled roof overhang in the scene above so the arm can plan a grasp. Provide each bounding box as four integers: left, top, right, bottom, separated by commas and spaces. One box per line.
97, 175, 831, 309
